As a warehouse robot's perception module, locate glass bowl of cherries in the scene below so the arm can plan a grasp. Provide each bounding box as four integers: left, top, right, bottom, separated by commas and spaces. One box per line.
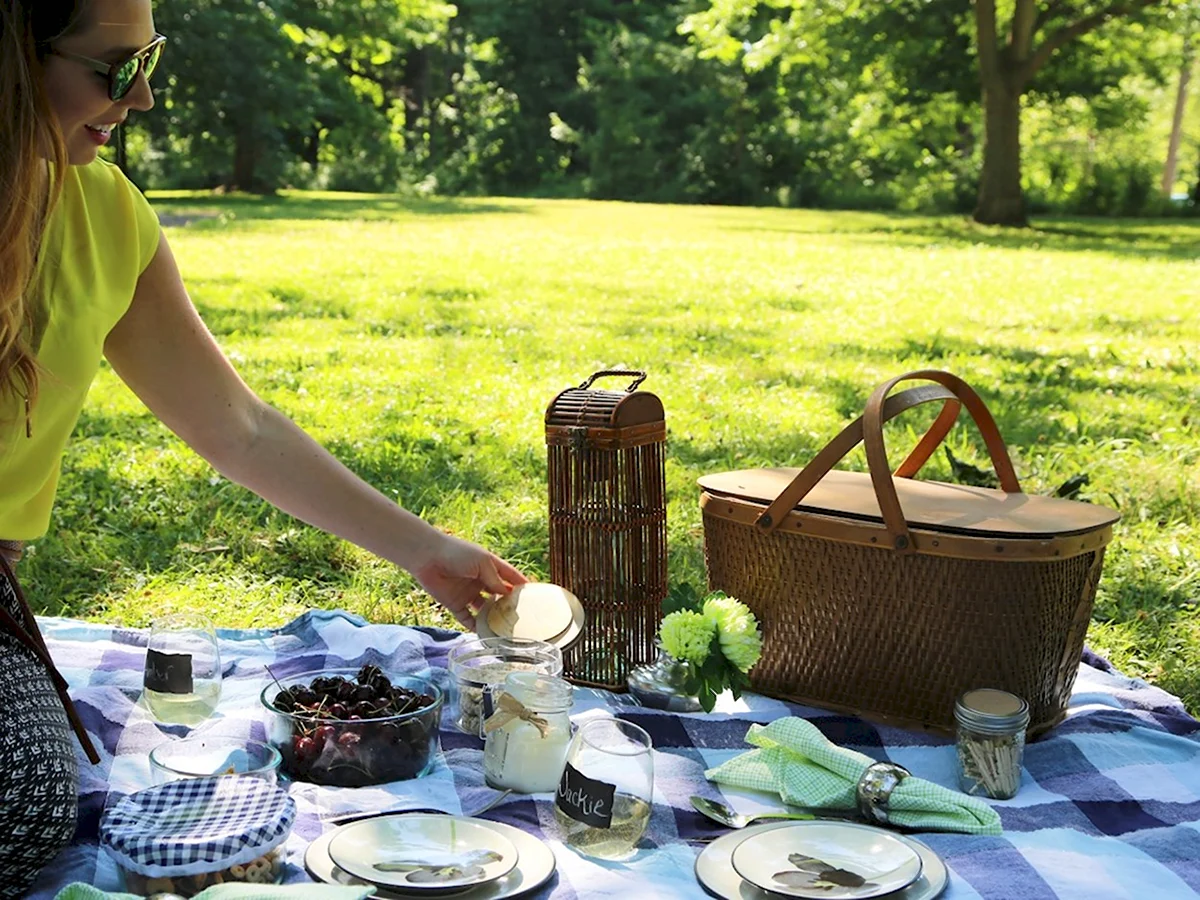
260, 665, 442, 786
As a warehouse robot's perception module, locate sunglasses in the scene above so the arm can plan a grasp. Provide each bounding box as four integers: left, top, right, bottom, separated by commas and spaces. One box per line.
51, 34, 167, 102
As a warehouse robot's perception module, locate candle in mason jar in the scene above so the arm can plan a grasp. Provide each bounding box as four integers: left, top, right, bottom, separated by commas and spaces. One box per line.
483, 672, 573, 793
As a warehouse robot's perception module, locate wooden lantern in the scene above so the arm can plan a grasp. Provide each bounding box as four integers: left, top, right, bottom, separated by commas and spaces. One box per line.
545, 370, 668, 689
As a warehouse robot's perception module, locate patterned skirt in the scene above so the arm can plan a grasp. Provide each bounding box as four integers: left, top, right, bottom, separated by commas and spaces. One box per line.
0, 567, 81, 899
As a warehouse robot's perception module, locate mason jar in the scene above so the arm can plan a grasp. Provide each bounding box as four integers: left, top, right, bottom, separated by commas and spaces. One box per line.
954, 688, 1030, 800
483, 671, 573, 793
447, 636, 562, 736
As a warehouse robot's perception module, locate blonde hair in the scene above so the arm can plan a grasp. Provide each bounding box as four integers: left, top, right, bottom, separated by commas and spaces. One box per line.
0, 1, 86, 432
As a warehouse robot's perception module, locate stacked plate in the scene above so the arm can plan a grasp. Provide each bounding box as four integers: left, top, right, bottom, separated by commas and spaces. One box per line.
695, 820, 948, 900
306, 813, 556, 899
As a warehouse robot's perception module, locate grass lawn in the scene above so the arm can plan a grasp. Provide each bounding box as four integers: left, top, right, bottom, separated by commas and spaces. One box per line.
24, 192, 1200, 714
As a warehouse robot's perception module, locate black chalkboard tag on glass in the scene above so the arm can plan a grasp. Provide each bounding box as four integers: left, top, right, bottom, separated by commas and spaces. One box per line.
555, 761, 615, 828
144, 649, 194, 694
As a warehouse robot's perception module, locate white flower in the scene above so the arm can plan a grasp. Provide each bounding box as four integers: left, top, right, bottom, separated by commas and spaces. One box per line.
703, 595, 762, 673
659, 610, 716, 666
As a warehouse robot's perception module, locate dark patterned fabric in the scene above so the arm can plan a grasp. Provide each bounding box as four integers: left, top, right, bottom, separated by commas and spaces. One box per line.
0, 570, 79, 899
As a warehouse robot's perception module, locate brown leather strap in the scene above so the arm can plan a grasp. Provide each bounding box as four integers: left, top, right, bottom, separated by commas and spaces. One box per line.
757, 383, 961, 532
863, 370, 1020, 554
0, 557, 101, 764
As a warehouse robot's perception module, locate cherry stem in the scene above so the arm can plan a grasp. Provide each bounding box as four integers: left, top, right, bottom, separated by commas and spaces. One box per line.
264, 664, 287, 692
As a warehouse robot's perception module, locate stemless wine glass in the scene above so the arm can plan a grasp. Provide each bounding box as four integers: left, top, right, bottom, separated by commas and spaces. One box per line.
553, 717, 653, 860
142, 612, 222, 727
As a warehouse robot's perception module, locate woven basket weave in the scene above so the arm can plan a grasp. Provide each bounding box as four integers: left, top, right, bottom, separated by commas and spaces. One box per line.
546, 370, 667, 689
698, 370, 1119, 736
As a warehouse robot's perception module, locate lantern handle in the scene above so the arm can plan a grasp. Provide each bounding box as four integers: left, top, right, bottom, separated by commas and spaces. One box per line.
577, 369, 648, 392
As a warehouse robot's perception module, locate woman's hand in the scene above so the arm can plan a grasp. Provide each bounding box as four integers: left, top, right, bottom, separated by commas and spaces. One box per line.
411, 533, 528, 630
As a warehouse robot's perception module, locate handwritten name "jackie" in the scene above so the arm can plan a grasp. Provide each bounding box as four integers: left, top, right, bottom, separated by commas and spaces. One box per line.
557, 781, 609, 819
556, 762, 616, 828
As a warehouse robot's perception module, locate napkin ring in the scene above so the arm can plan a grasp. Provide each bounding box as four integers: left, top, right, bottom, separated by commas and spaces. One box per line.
855, 761, 910, 825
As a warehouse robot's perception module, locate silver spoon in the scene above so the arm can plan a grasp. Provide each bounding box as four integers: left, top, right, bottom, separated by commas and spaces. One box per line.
691, 795, 857, 829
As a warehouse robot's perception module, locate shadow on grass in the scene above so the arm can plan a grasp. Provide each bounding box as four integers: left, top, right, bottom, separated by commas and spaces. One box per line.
725, 213, 1200, 262
782, 334, 1194, 447
188, 278, 497, 341
151, 192, 530, 228
24, 406, 524, 617
1094, 575, 1200, 714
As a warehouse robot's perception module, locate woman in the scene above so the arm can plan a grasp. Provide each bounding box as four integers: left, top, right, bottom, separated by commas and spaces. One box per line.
0, 0, 526, 893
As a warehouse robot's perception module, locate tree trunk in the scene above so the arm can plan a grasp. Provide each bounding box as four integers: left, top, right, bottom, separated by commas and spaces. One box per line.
232, 132, 260, 192
974, 80, 1027, 226
1161, 44, 1193, 196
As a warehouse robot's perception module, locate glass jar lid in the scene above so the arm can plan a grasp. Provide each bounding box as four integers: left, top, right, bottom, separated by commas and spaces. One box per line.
954, 688, 1031, 734
448, 636, 563, 687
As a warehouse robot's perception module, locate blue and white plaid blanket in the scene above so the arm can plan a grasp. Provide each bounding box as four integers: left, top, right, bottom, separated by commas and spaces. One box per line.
26, 610, 1200, 899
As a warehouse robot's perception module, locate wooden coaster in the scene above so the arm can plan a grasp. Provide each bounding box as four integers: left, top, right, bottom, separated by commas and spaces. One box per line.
485, 583, 576, 642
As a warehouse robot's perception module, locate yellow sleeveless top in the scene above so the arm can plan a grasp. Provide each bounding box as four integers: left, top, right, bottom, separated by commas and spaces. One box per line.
0, 158, 161, 538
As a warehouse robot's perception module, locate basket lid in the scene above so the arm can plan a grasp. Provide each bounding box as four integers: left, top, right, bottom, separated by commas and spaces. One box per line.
545, 370, 664, 430
99, 775, 295, 877
698, 468, 1120, 539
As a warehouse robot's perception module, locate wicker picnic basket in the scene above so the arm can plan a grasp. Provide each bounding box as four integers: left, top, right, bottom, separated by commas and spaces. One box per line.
698, 370, 1120, 737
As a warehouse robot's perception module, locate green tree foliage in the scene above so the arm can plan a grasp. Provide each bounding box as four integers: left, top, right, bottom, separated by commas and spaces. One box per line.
142, 0, 453, 191
680, 0, 1196, 223
124, 0, 1198, 219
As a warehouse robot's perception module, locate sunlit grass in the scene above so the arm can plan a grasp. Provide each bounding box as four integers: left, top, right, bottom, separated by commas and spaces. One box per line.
27, 192, 1200, 713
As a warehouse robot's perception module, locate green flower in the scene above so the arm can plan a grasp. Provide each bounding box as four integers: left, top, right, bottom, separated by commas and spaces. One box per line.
659, 610, 716, 666
703, 595, 762, 673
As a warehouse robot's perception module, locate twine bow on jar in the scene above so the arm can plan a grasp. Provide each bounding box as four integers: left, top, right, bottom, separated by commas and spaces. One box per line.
483, 692, 551, 738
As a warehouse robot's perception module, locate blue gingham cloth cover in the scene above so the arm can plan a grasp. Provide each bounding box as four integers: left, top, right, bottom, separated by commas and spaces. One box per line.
99, 775, 295, 877
26, 609, 1200, 899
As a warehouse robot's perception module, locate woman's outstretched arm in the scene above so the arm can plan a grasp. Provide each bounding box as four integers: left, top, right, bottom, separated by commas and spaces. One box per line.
103, 233, 524, 628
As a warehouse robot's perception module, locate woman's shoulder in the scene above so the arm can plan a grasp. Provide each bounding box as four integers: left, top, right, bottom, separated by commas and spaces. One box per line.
60, 159, 160, 263
69, 157, 144, 203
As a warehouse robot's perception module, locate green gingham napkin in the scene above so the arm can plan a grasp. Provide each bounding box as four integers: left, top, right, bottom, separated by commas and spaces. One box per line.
705, 717, 1003, 835
54, 885, 373, 900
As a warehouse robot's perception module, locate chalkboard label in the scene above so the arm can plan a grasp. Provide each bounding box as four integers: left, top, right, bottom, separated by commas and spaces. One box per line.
555, 761, 615, 828
144, 649, 194, 694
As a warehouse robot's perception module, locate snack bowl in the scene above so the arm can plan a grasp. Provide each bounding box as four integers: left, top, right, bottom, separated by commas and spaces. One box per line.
149, 735, 281, 785
101, 775, 294, 897
260, 665, 442, 786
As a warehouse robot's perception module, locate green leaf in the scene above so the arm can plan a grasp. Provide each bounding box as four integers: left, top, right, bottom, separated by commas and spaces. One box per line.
664, 581, 703, 615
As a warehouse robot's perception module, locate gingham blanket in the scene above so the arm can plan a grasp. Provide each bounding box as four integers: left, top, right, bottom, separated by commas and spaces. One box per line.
25, 609, 1200, 899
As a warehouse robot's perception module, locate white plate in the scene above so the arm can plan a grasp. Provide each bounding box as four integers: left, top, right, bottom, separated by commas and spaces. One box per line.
730, 821, 922, 899
697, 821, 947, 900
328, 814, 519, 892
307, 815, 557, 900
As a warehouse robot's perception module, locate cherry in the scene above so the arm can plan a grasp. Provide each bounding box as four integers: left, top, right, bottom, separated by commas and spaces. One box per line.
314, 725, 335, 747
294, 736, 316, 759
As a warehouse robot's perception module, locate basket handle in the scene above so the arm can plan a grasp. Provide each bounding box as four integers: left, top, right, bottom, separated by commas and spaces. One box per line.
756, 373, 1019, 550
863, 370, 1020, 553
577, 369, 647, 392
756, 382, 963, 533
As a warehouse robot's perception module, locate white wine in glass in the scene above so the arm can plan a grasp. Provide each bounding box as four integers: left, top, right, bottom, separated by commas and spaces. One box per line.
143, 612, 222, 726
554, 718, 654, 860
